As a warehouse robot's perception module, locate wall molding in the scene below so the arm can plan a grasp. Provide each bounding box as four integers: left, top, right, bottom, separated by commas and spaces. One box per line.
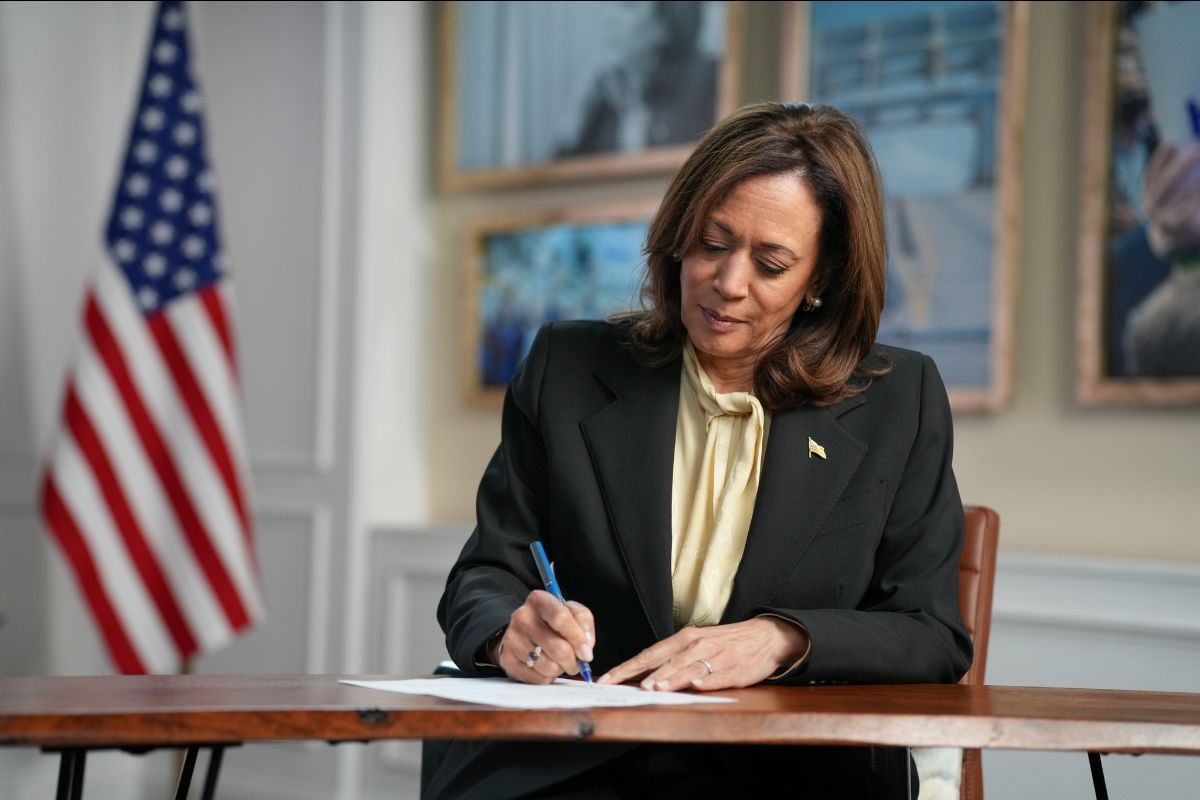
376, 573, 434, 775
311, 0, 346, 476
993, 552, 1200, 641
249, 451, 333, 473
366, 525, 467, 779
250, 504, 333, 676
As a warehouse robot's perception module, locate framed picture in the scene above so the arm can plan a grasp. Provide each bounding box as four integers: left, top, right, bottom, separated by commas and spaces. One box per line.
438, 1, 743, 192
781, 1, 1029, 412
1076, 1, 1200, 405
463, 201, 659, 405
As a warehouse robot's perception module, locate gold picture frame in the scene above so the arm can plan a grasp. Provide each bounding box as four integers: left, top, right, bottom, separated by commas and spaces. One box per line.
780, 1, 1029, 412
463, 201, 661, 406
1075, 1, 1200, 405
438, 1, 744, 192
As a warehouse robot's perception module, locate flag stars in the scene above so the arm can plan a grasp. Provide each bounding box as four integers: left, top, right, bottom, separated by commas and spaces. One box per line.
119, 207, 144, 230
126, 173, 150, 197
138, 286, 159, 310
134, 140, 158, 164
196, 170, 216, 193
153, 40, 178, 64
149, 73, 173, 99
150, 220, 175, 246
188, 202, 212, 226
113, 239, 137, 262
159, 188, 184, 213
165, 155, 189, 180
172, 122, 197, 147
174, 269, 196, 290
140, 107, 165, 131
182, 235, 206, 259
161, 6, 184, 30
181, 90, 203, 115
143, 253, 167, 277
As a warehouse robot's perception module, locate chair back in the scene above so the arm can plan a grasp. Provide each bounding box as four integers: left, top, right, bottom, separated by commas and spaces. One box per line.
957, 505, 1000, 800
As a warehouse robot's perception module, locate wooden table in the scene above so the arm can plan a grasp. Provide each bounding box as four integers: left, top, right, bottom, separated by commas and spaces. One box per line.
3, 675, 1200, 799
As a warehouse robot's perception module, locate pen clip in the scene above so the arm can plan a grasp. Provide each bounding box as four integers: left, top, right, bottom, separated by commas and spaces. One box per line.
530, 541, 556, 592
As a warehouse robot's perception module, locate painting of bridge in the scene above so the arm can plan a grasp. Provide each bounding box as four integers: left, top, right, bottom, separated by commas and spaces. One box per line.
784, 0, 1026, 410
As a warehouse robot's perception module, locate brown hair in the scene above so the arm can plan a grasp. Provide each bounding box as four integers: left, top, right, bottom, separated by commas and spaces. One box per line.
623, 101, 891, 409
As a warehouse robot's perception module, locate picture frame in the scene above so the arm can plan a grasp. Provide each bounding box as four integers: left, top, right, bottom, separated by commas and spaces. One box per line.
463, 201, 660, 405
1075, 1, 1200, 405
438, 1, 744, 192
781, 1, 1029, 412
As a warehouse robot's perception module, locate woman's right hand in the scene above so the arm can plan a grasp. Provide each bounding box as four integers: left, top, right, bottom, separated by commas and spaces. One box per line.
494, 591, 595, 684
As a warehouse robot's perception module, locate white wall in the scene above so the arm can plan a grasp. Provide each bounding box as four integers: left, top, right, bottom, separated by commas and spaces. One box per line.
0, 1, 431, 798
0, 0, 153, 681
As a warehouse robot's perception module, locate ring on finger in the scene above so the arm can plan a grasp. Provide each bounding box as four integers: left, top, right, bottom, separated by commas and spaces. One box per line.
524, 644, 542, 669
698, 658, 714, 675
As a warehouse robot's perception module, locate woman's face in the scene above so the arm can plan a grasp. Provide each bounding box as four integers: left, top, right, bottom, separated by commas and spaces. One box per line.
679, 172, 821, 392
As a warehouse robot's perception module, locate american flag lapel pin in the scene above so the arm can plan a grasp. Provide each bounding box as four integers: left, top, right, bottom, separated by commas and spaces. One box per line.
808, 436, 827, 460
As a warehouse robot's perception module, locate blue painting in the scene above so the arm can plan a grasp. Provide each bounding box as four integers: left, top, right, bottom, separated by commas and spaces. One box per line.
809, 1, 1010, 395
474, 217, 649, 390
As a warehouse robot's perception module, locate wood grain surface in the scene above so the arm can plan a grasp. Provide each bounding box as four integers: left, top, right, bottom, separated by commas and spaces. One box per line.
2, 675, 1199, 755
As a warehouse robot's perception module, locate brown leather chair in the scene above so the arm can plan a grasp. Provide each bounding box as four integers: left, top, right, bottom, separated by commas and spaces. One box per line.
957, 505, 1000, 800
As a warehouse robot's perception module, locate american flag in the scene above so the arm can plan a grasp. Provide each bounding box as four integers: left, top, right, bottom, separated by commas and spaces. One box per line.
39, 0, 263, 674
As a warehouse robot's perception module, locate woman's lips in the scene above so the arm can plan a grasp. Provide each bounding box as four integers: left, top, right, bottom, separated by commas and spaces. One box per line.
700, 306, 741, 331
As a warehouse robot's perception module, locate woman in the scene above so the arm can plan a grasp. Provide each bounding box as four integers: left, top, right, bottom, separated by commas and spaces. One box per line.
426, 102, 972, 800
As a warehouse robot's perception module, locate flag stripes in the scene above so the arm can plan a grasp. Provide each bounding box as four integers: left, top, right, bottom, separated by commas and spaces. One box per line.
62, 384, 199, 659
42, 475, 146, 675
90, 281, 252, 632
46, 266, 260, 671
70, 330, 232, 652
199, 285, 236, 374
148, 312, 251, 536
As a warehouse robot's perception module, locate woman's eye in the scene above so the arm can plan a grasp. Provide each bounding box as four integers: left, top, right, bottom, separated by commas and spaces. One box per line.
699, 240, 726, 253
758, 261, 786, 276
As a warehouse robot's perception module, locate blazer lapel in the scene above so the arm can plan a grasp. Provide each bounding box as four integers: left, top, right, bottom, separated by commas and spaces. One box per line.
721, 394, 868, 622
579, 350, 680, 641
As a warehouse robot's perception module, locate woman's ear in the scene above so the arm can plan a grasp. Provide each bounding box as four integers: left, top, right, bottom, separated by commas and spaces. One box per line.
805, 276, 825, 305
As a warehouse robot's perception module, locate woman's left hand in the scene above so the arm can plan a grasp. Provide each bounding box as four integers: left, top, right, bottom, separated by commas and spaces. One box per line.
596, 617, 808, 692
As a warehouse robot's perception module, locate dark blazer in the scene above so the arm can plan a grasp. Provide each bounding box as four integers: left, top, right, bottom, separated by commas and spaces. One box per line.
425, 320, 972, 800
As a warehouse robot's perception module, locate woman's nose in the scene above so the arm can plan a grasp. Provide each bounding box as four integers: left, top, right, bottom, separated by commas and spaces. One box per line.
712, 251, 750, 299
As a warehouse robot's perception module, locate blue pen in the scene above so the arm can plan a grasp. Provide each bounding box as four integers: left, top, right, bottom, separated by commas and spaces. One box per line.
1189, 97, 1200, 139
529, 541, 593, 683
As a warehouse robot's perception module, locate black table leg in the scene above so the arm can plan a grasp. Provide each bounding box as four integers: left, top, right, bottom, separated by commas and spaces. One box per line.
200, 745, 225, 800
173, 746, 199, 800
68, 750, 86, 800
55, 751, 73, 800
1089, 751, 1110, 800
55, 749, 87, 800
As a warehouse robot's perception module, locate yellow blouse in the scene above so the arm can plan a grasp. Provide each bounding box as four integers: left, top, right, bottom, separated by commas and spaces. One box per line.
670, 341, 771, 630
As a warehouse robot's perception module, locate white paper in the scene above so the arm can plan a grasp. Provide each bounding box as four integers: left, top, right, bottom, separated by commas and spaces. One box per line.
340, 677, 736, 709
